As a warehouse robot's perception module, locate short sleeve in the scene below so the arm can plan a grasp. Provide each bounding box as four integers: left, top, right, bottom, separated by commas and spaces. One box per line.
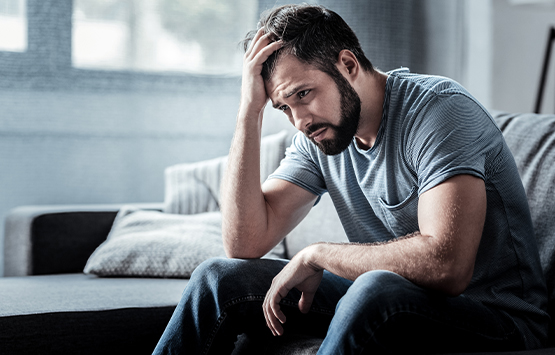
268, 132, 327, 197
406, 93, 496, 195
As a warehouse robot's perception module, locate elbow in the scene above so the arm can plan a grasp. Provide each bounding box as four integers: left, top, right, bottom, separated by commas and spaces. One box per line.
224, 246, 263, 260
224, 249, 265, 260
436, 263, 474, 297
222, 230, 266, 259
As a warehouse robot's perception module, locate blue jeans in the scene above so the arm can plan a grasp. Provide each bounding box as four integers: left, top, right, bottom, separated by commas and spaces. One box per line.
152, 257, 524, 354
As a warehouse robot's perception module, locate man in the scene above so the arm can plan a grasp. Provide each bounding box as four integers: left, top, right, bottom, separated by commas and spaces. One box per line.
153, 4, 549, 354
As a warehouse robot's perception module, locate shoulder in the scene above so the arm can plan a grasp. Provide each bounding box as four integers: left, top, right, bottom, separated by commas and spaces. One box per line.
390, 70, 470, 111
385, 70, 494, 135
388, 68, 467, 95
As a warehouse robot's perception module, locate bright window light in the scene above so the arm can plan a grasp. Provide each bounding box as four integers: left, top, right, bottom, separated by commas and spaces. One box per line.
0, 0, 27, 52
72, 0, 257, 75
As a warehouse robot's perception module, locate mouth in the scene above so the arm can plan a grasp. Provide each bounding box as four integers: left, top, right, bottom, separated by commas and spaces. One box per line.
309, 127, 328, 142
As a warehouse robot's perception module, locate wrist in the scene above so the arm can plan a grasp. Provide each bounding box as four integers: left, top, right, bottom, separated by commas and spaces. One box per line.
237, 106, 264, 130
300, 243, 325, 271
238, 98, 266, 119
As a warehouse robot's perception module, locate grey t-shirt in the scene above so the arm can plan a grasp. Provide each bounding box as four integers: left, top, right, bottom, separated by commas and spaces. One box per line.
269, 68, 549, 348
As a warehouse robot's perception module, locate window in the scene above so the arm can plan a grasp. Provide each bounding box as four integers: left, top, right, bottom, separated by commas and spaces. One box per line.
72, 0, 257, 75
0, 0, 27, 52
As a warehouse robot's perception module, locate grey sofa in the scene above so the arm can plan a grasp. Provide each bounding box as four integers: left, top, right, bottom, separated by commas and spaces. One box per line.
1, 110, 555, 355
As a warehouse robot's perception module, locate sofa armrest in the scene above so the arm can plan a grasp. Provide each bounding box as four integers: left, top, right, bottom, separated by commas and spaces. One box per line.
4, 203, 163, 276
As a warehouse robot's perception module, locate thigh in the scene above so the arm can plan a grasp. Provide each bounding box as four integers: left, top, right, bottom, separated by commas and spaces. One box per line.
320, 270, 524, 354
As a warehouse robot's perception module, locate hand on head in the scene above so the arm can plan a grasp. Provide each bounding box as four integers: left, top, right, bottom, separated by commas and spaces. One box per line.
240, 27, 283, 119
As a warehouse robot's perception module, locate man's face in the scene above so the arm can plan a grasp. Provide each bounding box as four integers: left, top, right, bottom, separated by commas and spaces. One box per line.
265, 55, 361, 155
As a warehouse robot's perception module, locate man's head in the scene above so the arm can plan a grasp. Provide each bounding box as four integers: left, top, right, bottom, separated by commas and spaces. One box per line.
244, 4, 374, 155
243, 4, 374, 155
243, 4, 374, 82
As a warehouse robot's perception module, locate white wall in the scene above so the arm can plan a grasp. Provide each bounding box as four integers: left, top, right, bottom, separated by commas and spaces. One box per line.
422, 0, 467, 83
421, 0, 555, 115
463, 0, 493, 109
0, 88, 244, 276
492, 0, 555, 114
463, 0, 555, 114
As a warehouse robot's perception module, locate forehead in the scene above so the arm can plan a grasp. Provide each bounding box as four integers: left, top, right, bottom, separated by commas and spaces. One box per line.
265, 55, 328, 100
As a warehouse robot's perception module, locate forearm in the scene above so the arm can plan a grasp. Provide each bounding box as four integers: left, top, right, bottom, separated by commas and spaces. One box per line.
220, 27, 286, 258
303, 232, 473, 296
221, 108, 272, 258
302, 176, 485, 296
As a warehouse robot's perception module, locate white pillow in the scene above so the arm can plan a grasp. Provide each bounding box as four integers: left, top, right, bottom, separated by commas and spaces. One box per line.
84, 206, 285, 278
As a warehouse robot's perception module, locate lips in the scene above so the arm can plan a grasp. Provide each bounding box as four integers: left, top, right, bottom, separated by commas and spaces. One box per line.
310, 127, 328, 142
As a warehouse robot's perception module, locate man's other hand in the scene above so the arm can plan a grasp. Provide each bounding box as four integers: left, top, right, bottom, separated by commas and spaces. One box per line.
263, 247, 323, 336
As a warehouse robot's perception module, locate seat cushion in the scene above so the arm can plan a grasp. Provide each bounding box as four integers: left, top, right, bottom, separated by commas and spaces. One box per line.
0, 273, 187, 355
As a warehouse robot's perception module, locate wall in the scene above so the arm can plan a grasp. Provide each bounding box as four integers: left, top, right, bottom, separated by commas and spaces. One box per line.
0, 88, 243, 276
491, 0, 555, 114
459, 0, 555, 114
421, 0, 467, 83
405, 0, 555, 115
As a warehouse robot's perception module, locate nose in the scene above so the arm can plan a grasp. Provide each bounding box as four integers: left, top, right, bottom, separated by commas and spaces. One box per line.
292, 107, 312, 131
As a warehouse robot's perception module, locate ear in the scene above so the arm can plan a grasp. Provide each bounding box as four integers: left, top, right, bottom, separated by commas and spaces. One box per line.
336, 49, 360, 81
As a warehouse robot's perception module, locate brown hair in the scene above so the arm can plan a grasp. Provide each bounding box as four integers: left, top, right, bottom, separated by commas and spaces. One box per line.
242, 4, 374, 81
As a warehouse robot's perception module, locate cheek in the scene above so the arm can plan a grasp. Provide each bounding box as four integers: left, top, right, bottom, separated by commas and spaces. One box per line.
288, 114, 295, 125
310, 97, 340, 123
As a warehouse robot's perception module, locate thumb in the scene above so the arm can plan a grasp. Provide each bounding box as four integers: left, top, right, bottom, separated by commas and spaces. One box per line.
298, 291, 316, 314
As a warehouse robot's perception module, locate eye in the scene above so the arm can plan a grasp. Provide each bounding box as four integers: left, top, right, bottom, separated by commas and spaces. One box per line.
278, 105, 289, 112
298, 89, 310, 99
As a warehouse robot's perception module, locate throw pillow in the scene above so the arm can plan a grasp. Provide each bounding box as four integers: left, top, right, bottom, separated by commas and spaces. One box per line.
84, 206, 285, 278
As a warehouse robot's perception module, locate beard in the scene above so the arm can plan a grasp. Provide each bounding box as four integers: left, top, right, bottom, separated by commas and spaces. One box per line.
304, 73, 362, 155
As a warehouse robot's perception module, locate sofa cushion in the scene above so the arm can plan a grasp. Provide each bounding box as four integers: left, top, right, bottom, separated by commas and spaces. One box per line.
0, 273, 187, 355
492, 111, 555, 317
164, 130, 290, 215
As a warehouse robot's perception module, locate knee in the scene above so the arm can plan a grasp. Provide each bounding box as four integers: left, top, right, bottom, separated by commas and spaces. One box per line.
189, 257, 287, 295
351, 270, 413, 296
182, 257, 253, 306
336, 270, 416, 317
190, 257, 246, 287
352, 270, 412, 296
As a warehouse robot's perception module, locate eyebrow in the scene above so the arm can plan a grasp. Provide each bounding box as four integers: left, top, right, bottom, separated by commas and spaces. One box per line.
272, 85, 306, 109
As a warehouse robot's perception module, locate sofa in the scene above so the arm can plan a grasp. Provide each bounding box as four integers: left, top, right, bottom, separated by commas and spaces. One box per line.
1, 110, 554, 355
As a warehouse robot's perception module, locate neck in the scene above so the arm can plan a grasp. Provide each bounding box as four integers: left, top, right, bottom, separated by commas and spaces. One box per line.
354, 70, 388, 150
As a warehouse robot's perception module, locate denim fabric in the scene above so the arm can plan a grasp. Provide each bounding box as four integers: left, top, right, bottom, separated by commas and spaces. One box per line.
153, 257, 525, 354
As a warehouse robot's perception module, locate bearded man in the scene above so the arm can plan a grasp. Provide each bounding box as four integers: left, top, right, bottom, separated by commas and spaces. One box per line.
153, 4, 548, 354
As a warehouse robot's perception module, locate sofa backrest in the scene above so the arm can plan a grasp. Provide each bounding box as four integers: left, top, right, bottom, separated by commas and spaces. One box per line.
164, 130, 290, 215
491, 111, 555, 316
